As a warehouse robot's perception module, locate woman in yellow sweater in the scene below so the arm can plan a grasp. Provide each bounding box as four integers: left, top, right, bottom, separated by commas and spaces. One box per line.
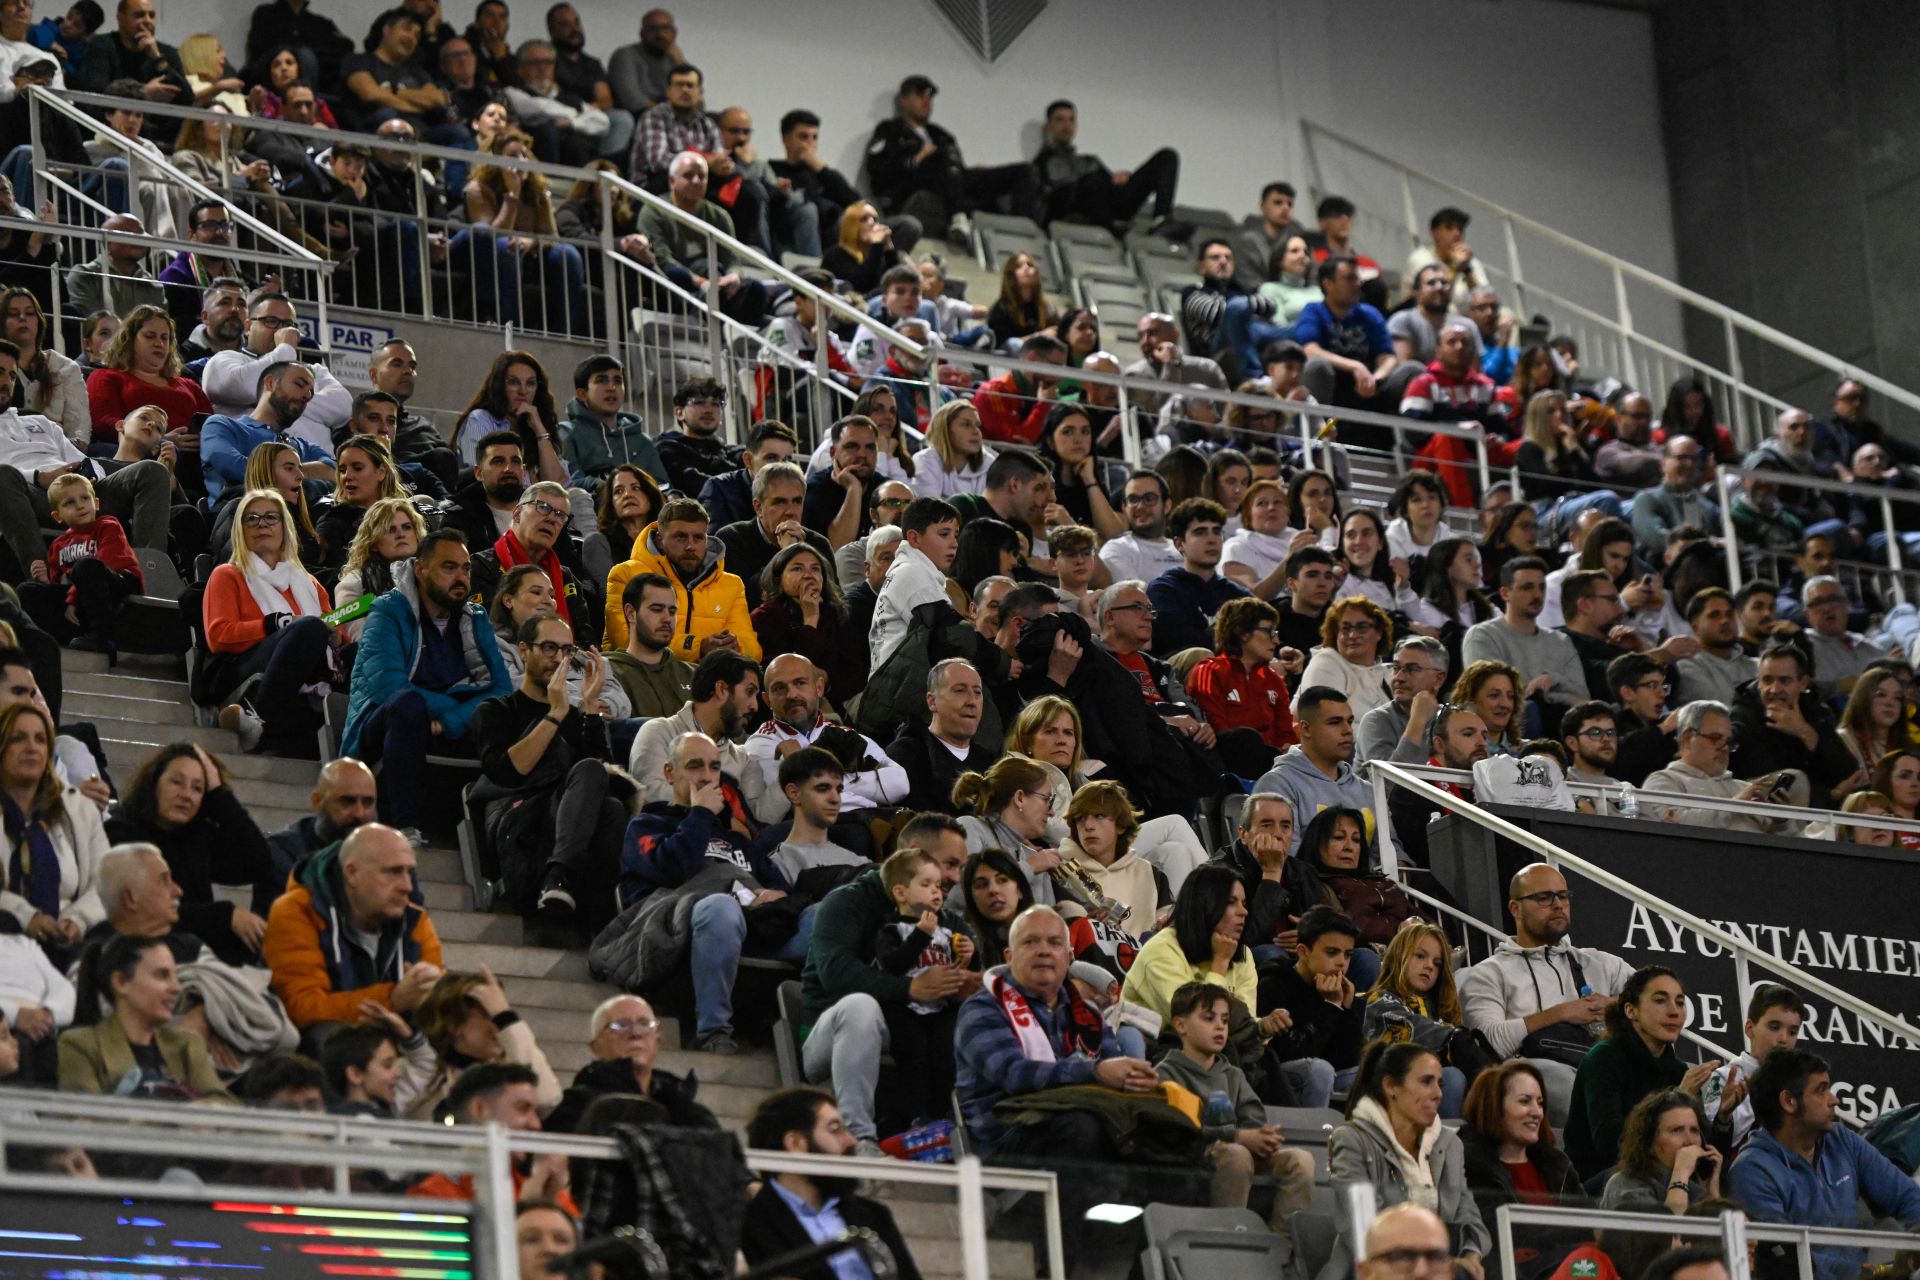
1121, 864, 1291, 1048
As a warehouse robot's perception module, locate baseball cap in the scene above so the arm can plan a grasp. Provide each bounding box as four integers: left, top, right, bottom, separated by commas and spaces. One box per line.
899, 74, 937, 96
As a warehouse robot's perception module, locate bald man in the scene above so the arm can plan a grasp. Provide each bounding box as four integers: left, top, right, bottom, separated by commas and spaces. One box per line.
263, 823, 444, 1035
1357, 1204, 1456, 1280
545, 993, 720, 1132
268, 758, 379, 885
742, 654, 908, 812
604, 732, 791, 1055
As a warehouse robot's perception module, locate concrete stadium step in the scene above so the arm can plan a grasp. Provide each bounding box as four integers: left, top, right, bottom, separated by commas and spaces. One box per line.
416, 848, 463, 883
60, 650, 185, 677
908, 1233, 1033, 1280
444, 940, 593, 980
431, 908, 527, 945
64, 688, 202, 727
493, 972, 624, 1013
419, 879, 475, 912
89, 715, 242, 752
66, 669, 194, 700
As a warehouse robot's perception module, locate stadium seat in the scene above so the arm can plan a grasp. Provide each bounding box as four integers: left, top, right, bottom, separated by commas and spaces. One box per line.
1289, 1211, 1341, 1280
1140, 1204, 1285, 1280
980, 227, 1062, 293
456, 781, 499, 912
773, 978, 806, 1088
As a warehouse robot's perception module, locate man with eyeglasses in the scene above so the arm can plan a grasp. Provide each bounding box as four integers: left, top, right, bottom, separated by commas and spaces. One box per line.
1120, 313, 1225, 421
1630, 437, 1718, 559
471, 611, 623, 929
1355, 1204, 1462, 1280
202, 291, 351, 460
1796, 574, 1890, 701
156, 199, 243, 335
606, 7, 681, 115
1729, 642, 1863, 810
502, 38, 606, 166
1357, 635, 1449, 765
1098, 469, 1183, 585
467, 480, 598, 646
1457, 861, 1633, 1125
1558, 700, 1620, 791
1558, 569, 1698, 702
655, 375, 739, 496
1645, 699, 1810, 835
1605, 651, 1679, 786
545, 994, 718, 1133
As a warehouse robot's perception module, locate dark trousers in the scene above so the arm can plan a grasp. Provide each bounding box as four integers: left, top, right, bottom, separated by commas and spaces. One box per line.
18, 560, 140, 641
1042, 148, 1180, 228
358, 687, 433, 827
227, 615, 332, 730
880, 1001, 957, 1128
899, 161, 1042, 233
548, 757, 627, 924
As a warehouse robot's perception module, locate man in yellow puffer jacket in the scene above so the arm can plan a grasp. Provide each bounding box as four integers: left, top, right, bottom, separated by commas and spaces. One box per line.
603, 498, 761, 659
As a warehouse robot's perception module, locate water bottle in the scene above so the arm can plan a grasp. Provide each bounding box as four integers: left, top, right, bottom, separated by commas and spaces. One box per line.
1204, 1089, 1236, 1129
1616, 782, 1639, 818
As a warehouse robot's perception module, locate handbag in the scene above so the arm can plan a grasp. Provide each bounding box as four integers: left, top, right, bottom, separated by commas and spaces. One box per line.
742, 892, 805, 948
1516, 952, 1602, 1067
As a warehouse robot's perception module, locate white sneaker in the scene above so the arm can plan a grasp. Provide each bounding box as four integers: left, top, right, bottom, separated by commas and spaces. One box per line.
396, 827, 427, 849
218, 702, 264, 753
946, 210, 972, 249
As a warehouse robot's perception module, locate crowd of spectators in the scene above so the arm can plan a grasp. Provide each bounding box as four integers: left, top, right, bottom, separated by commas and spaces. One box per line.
5, 3, 1920, 1278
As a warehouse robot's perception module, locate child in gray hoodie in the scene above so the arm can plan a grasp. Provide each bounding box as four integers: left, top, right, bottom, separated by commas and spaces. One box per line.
1154, 982, 1315, 1232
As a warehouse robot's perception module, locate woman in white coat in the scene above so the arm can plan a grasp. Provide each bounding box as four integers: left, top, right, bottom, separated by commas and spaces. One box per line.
0, 702, 109, 951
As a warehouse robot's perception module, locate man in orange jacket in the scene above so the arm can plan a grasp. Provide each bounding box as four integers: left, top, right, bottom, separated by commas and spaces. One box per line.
263, 823, 443, 1040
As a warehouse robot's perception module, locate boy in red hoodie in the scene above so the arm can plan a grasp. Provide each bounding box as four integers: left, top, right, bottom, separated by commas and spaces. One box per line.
18, 472, 143, 655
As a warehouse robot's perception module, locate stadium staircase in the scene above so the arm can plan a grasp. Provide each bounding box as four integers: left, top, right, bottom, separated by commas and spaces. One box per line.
65, 643, 1035, 1279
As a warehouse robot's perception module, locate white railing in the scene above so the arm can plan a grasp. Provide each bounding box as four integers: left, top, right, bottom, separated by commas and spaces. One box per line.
0, 1087, 1064, 1280
1495, 1203, 1920, 1280
1300, 119, 1920, 451
1363, 759, 1920, 1057
1716, 464, 1920, 606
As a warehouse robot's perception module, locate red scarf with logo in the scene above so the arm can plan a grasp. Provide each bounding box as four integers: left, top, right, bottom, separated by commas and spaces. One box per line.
494, 529, 570, 623
987, 967, 1105, 1062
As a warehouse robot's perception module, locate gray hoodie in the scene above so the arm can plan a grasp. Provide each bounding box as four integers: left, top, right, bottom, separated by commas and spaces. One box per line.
1251, 747, 1374, 854
1456, 935, 1635, 1058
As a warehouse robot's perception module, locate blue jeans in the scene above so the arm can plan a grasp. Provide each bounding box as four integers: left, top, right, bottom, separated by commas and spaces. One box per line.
357, 687, 433, 827
1348, 947, 1383, 994
1281, 1056, 1335, 1108
689, 894, 817, 1036
1220, 293, 1292, 378
449, 226, 587, 333
1541, 490, 1625, 544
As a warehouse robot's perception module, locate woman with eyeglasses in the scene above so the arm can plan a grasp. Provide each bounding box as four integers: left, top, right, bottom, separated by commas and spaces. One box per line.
1186, 598, 1296, 762
202, 488, 338, 752
951, 755, 1077, 908
486, 565, 628, 718
1294, 596, 1394, 721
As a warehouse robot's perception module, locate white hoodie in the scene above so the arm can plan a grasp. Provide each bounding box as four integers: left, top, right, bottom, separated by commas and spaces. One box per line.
1457, 935, 1635, 1058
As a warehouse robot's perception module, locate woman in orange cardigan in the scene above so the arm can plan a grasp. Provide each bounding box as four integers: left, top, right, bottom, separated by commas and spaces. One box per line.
203, 488, 336, 753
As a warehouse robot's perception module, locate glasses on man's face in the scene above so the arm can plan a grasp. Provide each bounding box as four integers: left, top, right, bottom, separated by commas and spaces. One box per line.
1574, 727, 1617, 740
603, 1017, 657, 1036
876, 497, 909, 510
525, 498, 566, 519
1633, 679, 1672, 696
1123, 492, 1161, 506
1108, 602, 1155, 619
242, 512, 283, 528
1391, 663, 1436, 678
1373, 1249, 1455, 1275
1518, 890, 1571, 906
1805, 596, 1846, 610
1690, 730, 1731, 748
683, 395, 721, 408
196, 218, 232, 233
533, 641, 578, 659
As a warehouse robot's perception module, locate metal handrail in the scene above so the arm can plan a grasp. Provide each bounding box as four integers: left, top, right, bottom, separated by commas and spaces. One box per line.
1715, 463, 1920, 605
0, 1086, 1065, 1280
1300, 118, 1920, 434
1494, 1203, 1920, 1280
1364, 759, 1920, 1053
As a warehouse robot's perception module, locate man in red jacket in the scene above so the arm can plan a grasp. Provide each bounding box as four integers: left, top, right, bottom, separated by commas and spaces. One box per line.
974, 334, 1067, 445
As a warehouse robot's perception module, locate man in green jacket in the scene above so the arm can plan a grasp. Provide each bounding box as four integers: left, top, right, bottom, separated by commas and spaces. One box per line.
561, 355, 667, 492
797, 814, 974, 1154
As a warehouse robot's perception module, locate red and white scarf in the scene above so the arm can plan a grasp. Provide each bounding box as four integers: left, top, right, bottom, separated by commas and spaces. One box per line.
986, 966, 1104, 1063
494, 529, 570, 623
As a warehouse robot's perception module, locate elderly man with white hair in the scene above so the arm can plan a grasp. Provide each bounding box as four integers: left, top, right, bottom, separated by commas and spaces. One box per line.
468, 479, 602, 647
544, 993, 719, 1132
1644, 700, 1810, 835
633, 148, 769, 325
1795, 574, 1890, 701
503, 38, 609, 167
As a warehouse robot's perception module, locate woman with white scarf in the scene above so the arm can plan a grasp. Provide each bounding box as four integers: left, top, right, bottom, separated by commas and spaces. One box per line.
1322, 1040, 1490, 1280
202, 489, 338, 753
1222, 478, 1316, 600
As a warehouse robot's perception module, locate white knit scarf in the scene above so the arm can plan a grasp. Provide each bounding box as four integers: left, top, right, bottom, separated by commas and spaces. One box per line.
242, 553, 322, 621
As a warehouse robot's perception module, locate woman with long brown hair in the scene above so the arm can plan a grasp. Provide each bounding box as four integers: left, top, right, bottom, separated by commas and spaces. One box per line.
1, 287, 87, 445
0, 701, 108, 953
986, 252, 1052, 348
84, 304, 212, 451
453, 350, 566, 482
455, 130, 587, 332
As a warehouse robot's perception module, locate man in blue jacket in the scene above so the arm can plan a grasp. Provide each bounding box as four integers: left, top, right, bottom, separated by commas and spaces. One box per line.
1727, 1047, 1920, 1280
342, 528, 511, 840
1147, 497, 1249, 657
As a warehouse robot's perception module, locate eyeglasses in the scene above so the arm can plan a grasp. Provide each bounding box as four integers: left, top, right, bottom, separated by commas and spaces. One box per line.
1122, 492, 1162, 505
682, 395, 722, 407
1337, 620, 1379, 635
195, 218, 232, 233
1517, 890, 1571, 906
1027, 789, 1055, 806
1573, 727, 1617, 740
1249, 625, 1277, 637
1373, 1249, 1455, 1274
1805, 597, 1846, 609
532, 641, 578, 658
1107, 602, 1155, 618
241, 512, 283, 528
1689, 730, 1731, 747
1632, 679, 1672, 695
523, 498, 566, 519
1390, 663, 1437, 677
603, 1017, 657, 1035
875, 497, 909, 510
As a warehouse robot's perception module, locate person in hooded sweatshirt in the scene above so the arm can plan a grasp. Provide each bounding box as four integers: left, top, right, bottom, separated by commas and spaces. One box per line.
1249, 686, 1374, 855
1455, 862, 1633, 1130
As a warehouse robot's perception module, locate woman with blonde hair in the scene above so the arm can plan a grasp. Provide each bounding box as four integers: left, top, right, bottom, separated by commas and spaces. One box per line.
910, 399, 996, 497
178, 34, 247, 111
316, 436, 406, 567
456, 130, 587, 332
333, 497, 426, 640
85, 304, 211, 451
820, 201, 913, 297
202, 488, 337, 751
1513, 391, 1621, 536
401, 968, 562, 1121
1006, 696, 1209, 896
986, 252, 1053, 348
212, 441, 326, 568
1453, 659, 1524, 755
1294, 595, 1394, 720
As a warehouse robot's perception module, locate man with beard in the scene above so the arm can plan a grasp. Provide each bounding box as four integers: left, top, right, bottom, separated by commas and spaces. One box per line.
443, 432, 528, 552
604, 497, 758, 659
1559, 701, 1620, 790
1385, 703, 1489, 870
743, 655, 906, 813
177, 277, 248, 366
605, 574, 692, 719
267, 758, 380, 886
199, 356, 333, 501
626, 649, 782, 824
802, 415, 878, 550
1729, 642, 1862, 809
654, 376, 738, 495
741, 1088, 923, 1280
471, 612, 622, 926
1672, 587, 1758, 706
1456, 861, 1632, 1126
544, 4, 629, 158
408, 1063, 570, 1206
365, 340, 460, 490
201, 293, 353, 459
468, 480, 597, 646
341, 528, 512, 839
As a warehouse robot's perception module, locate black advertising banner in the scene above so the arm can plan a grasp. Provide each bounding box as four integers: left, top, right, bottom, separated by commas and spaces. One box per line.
1432, 808, 1918, 1125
